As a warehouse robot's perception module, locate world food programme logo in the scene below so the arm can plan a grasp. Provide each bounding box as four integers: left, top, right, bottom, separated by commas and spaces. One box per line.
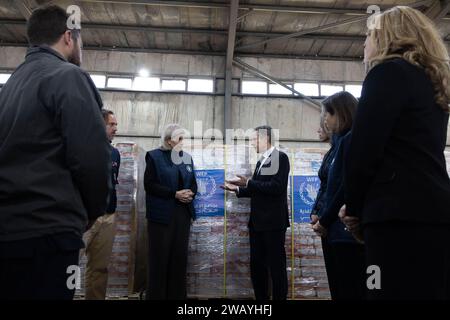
298, 178, 319, 206
196, 173, 216, 200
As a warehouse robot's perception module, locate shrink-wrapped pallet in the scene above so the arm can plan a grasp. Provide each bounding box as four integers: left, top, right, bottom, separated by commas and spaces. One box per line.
291, 148, 330, 299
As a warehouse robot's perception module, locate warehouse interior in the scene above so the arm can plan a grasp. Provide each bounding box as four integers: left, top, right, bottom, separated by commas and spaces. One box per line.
1, 0, 450, 301
1, 0, 450, 150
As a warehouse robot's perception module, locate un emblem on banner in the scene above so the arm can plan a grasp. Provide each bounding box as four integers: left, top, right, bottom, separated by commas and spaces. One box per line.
197, 176, 216, 200
299, 179, 319, 206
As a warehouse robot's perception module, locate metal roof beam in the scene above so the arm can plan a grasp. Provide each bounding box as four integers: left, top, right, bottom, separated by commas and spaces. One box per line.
78, 0, 376, 15
235, 15, 368, 51
425, 0, 450, 20
224, 0, 239, 132
233, 58, 322, 110
0, 18, 369, 42
0, 43, 364, 61
78, 0, 450, 18
14, 1, 33, 19
234, 0, 434, 51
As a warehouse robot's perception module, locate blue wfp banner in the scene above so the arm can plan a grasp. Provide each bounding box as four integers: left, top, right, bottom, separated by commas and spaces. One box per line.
194, 169, 225, 218
292, 175, 321, 223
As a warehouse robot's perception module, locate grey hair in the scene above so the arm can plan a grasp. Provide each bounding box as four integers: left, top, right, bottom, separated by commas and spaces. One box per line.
160, 123, 185, 150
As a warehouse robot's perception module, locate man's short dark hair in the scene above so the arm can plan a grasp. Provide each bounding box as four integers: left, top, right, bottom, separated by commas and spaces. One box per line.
101, 109, 114, 122
27, 5, 79, 46
255, 125, 273, 144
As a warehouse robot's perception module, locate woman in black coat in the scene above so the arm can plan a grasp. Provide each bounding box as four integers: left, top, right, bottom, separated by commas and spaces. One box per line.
310, 113, 333, 224
312, 91, 366, 300
310, 112, 338, 299
341, 6, 450, 300
144, 124, 198, 300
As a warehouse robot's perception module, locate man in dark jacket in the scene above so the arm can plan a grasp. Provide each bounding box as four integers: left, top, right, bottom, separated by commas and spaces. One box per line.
84, 109, 120, 300
222, 126, 290, 300
0, 5, 110, 300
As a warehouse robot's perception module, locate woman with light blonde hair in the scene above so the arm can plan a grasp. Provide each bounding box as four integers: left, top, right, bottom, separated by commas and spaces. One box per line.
143, 123, 198, 299
341, 6, 450, 300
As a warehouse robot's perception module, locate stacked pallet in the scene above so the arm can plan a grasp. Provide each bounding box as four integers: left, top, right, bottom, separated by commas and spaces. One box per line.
291, 148, 330, 299
185, 145, 330, 299
186, 144, 227, 298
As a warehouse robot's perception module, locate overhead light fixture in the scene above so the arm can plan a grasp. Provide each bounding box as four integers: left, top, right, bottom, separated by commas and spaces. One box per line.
139, 69, 150, 78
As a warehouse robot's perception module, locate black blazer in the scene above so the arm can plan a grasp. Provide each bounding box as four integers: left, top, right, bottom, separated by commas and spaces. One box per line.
345, 58, 450, 225
237, 149, 291, 231
310, 142, 335, 218
319, 132, 357, 244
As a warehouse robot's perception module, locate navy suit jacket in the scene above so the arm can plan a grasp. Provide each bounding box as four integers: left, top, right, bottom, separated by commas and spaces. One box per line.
237, 149, 291, 232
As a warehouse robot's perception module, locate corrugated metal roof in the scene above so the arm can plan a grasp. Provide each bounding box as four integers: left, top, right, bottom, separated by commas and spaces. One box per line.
0, 0, 448, 60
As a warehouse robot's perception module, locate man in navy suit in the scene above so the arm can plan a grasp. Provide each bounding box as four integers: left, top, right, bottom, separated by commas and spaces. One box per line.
222, 126, 290, 300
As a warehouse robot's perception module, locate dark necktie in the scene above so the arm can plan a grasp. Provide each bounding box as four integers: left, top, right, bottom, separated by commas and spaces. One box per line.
253, 160, 262, 178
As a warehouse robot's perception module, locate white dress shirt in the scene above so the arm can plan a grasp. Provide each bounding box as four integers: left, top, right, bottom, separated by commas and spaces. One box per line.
236, 146, 276, 194
256, 146, 275, 175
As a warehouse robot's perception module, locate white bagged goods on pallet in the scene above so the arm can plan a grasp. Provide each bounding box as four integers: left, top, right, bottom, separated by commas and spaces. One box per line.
186, 144, 330, 299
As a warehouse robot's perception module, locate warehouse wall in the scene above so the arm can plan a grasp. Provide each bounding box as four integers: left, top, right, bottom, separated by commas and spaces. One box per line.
1, 46, 449, 151
100, 91, 326, 151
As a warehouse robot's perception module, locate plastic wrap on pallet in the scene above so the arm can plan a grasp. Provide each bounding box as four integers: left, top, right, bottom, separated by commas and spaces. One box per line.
292, 148, 330, 299
187, 216, 225, 298
224, 144, 253, 298
110, 143, 146, 297
187, 143, 226, 298
186, 144, 331, 299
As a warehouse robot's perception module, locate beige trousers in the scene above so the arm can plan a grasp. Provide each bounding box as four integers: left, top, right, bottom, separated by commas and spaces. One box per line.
83, 213, 116, 300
